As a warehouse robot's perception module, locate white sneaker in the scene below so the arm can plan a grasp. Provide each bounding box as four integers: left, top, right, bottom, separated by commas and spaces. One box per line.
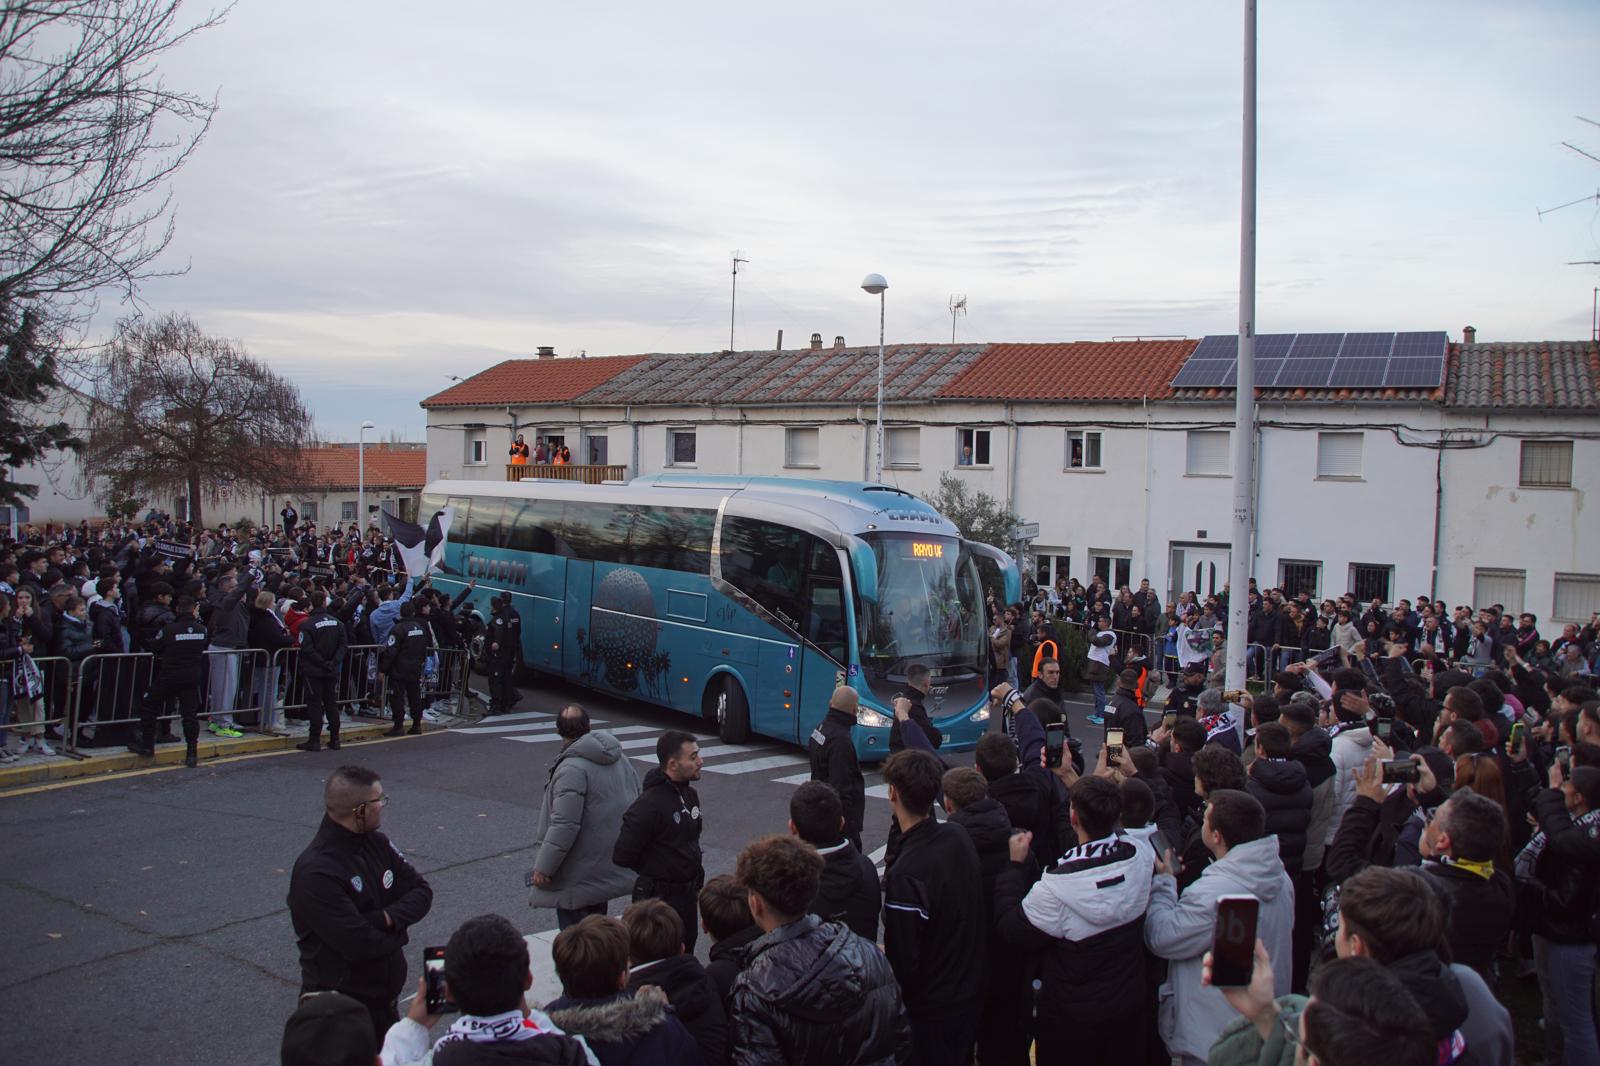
30, 739, 56, 757
0, 747, 18, 763
422, 708, 445, 723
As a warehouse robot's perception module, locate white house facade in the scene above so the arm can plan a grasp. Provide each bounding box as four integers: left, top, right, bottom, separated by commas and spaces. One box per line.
421, 335, 1600, 623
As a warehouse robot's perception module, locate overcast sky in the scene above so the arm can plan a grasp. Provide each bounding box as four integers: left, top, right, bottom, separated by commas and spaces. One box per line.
116, 0, 1600, 440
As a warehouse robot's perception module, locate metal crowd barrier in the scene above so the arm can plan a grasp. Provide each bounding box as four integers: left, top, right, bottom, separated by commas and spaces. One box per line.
340, 643, 389, 718
1, 655, 76, 757
64, 651, 151, 753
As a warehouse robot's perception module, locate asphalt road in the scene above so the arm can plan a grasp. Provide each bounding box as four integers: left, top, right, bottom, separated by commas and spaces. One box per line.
0, 674, 1107, 1066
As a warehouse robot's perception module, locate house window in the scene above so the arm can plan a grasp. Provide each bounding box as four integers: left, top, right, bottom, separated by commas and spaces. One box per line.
300, 501, 318, 523
669, 428, 697, 466
1066, 430, 1103, 470
584, 432, 609, 466
1090, 550, 1131, 590
1185, 430, 1230, 476
886, 426, 920, 468
466, 433, 487, 465
1553, 573, 1600, 622
1279, 560, 1322, 599
1316, 432, 1363, 479
957, 427, 991, 466
1349, 563, 1392, 604
1520, 441, 1573, 488
1473, 568, 1525, 615
341, 501, 357, 522
536, 430, 566, 459
1034, 551, 1070, 589
785, 426, 820, 468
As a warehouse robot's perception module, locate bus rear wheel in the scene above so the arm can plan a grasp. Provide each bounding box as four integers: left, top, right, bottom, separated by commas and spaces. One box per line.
710, 676, 751, 744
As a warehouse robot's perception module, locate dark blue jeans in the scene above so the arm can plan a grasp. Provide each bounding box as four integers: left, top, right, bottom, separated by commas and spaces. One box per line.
555, 902, 607, 930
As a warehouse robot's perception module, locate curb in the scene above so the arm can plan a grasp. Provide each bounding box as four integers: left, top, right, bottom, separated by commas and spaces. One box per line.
0, 722, 401, 791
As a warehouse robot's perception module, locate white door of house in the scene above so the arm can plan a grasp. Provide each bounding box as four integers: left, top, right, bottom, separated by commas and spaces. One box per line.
1177, 546, 1231, 600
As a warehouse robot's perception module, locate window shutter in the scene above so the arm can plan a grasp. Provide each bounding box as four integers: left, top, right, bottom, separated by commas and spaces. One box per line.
1554, 574, 1600, 621
1316, 432, 1363, 478
1186, 431, 1230, 475
887, 427, 919, 466
1473, 569, 1525, 615
786, 427, 819, 466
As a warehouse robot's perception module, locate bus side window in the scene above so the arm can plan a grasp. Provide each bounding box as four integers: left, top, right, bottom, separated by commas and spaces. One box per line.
468, 496, 506, 549
720, 516, 806, 630
804, 540, 846, 661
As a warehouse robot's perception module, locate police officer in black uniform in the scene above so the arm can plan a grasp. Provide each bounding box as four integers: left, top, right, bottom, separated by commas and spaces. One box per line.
297, 588, 349, 751
378, 602, 430, 736
287, 764, 433, 1043
486, 592, 523, 716
613, 729, 705, 952
808, 685, 865, 852
129, 593, 209, 766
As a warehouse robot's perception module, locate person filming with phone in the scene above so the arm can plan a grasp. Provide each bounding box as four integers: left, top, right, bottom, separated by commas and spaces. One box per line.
1145, 789, 1294, 1066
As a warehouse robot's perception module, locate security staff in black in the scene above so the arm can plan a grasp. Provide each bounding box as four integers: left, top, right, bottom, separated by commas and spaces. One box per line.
614, 730, 705, 952
378, 602, 430, 736
288, 765, 433, 1044
130, 594, 209, 766
883, 663, 943, 870
808, 685, 866, 852
297, 589, 349, 751
486, 593, 522, 715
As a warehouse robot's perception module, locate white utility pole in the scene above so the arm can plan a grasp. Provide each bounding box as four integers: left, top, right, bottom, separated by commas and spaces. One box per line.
861, 273, 889, 482
1225, 0, 1258, 703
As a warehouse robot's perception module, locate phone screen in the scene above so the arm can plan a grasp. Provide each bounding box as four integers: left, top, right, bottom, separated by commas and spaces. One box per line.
1211, 896, 1259, 988
1105, 727, 1124, 760
1376, 719, 1392, 741
1161, 712, 1177, 730
1380, 759, 1420, 785
424, 947, 455, 1014
1509, 722, 1525, 756
1045, 724, 1067, 768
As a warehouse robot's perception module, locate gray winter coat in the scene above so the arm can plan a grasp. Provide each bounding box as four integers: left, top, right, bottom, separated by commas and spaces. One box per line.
1145, 836, 1295, 1064
528, 731, 642, 910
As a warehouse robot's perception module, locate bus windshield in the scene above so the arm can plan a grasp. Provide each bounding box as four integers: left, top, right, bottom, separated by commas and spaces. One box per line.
856, 532, 984, 681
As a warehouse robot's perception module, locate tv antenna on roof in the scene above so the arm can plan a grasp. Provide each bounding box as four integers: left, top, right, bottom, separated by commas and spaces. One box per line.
729, 251, 749, 352
949, 294, 967, 343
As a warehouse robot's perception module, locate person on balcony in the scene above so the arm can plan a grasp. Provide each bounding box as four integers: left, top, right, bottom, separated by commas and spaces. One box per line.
509, 434, 530, 465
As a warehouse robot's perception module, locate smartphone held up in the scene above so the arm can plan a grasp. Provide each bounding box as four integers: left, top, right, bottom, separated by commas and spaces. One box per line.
424, 946, 457, 1015
1210, 895, 1260, 988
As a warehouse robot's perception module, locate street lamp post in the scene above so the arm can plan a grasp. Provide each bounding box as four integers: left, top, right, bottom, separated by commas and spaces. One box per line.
860, 273, 888, 482
358, 420, 375, 532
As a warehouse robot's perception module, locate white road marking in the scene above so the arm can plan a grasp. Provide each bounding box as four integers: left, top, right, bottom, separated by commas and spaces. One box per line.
700, 753, 810, 775
502, 725, 655, 743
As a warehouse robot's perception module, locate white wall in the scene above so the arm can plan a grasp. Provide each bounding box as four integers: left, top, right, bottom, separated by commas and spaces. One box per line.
1438, 414, 1600, 622
7, 387, 101, 526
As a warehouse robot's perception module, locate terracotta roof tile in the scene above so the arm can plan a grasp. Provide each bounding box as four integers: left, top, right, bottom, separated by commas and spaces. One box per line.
276, 446, 427, 490
420, 356, 647, 408
937, 340, 1198, 401
1445, 341, 1600, 409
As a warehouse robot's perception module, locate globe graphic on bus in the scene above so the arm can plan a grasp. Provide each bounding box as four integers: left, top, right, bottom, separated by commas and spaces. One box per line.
590, 568, 659, 691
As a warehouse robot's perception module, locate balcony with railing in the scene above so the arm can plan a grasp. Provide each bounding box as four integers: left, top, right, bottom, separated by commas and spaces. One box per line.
505, 463, 627, 485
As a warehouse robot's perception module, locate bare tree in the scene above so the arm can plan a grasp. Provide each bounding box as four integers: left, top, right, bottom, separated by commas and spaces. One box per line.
86, 314, 311, 527
0, 1, 224, 505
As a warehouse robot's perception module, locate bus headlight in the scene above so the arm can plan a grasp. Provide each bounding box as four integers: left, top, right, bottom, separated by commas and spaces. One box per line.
972, 705, 990, 723
856, 707, 891, 729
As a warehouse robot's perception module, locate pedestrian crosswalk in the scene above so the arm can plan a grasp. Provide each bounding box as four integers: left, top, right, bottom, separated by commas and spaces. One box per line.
455, 710, 887, 793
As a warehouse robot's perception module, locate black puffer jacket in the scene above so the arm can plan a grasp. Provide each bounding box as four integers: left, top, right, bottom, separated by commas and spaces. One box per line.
1246, 758, 1312, 874
730, 916, 911, 1066
613, 768, 704, 889
298, 609, 348, 679
626, 953, 728, 1066
1422, 859, 1515, 982
810, 841, 880, 942
706, 924, 763, 1011
1108, 686, 1149, 749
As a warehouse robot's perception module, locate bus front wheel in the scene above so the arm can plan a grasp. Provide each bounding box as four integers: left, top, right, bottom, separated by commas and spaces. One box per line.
710, 676, 751, 744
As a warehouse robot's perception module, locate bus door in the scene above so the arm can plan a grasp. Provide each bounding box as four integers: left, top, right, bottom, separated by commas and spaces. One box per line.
504, 497, 564, 672
562, 559, 594, 682
795, 537, 849, 743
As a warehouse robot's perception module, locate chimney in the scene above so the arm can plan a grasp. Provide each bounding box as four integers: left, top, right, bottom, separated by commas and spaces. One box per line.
1462, 326, 1476, 345
834, 335, 846, 349
810, 332, 822, 350
536, 346, 556, 359
776, 329, 783, 351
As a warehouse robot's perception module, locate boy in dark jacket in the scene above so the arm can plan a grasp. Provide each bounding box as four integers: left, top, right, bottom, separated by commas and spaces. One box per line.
1245, 722, 1312, 875
788, 781, 879, 941
546, 915, 703, 1066
881, 749, 985, 1065
730, 835, 910, 1065
623, 899, 727, 1066
807, 685, 865, 851
698, 875, 761, 1013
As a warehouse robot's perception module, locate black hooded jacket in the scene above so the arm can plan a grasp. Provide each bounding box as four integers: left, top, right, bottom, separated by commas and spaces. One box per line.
730, 916, 911, 1066
1386, 951, 1470, 1052
808, 707, 865, 846
1421, 859, 1515, 982
948, 796, 1013, 921
888, 687, 940, 754
706, 924, 764, 1011
613, 768, 704, 889
626, 953, 728, 1066
810, 840, 881, 942
1245, 758, 1312, 874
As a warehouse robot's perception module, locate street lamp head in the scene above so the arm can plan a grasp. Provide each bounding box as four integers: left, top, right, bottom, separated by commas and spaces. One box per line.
860, 273, 888, 295
359, 421, 376, 430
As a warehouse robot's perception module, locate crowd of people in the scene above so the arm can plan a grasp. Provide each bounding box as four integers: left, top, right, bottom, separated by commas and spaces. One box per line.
0, 510, 527, 765
278, 571, 1600, 1066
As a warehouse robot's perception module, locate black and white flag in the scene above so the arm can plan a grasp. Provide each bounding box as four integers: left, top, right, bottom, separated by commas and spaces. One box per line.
380, 506, 457, 578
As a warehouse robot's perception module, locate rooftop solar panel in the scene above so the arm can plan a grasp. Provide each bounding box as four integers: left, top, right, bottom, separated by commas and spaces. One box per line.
1385, 357, 1445, 388
1192, 336, 1238, 360
1329, 357, 1389, 387
1171, 358, 1234, 388
1256, 334, 1295, 359
1274, 360, 1334, 388
1287, 333, 1344, 360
